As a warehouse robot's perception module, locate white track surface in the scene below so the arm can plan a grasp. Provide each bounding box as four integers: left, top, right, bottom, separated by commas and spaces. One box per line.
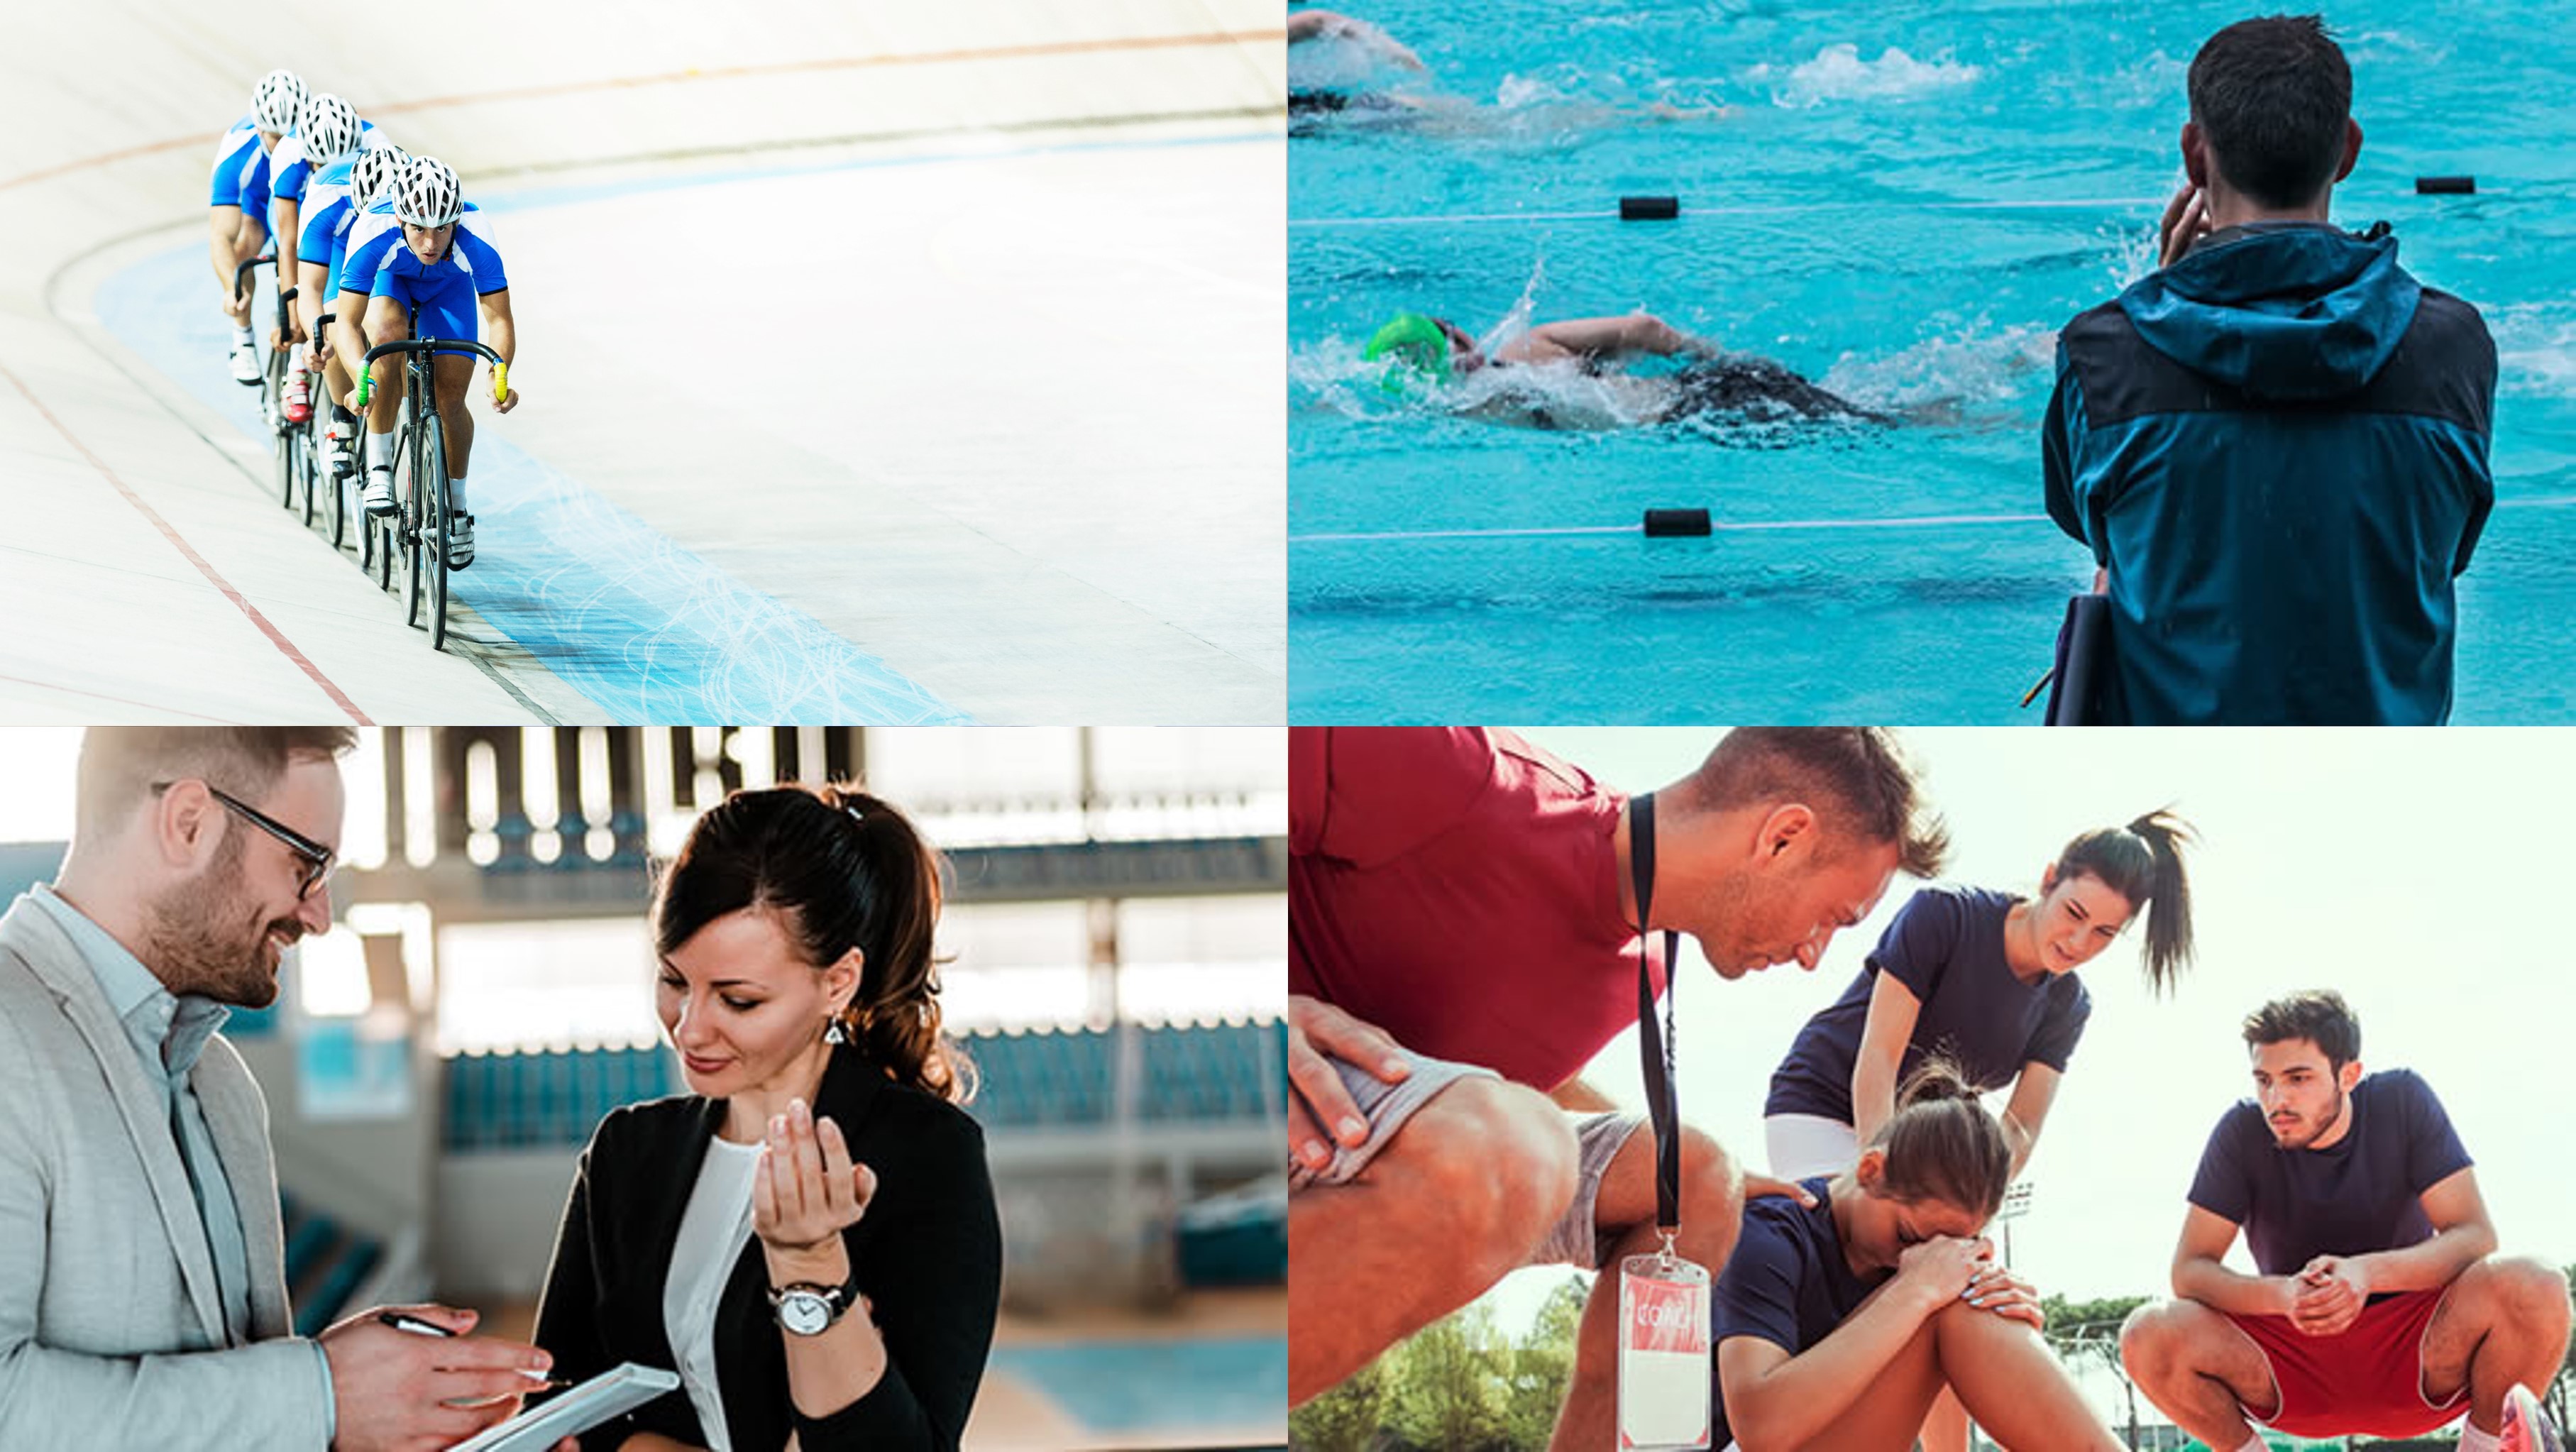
0, 3, 1284, 725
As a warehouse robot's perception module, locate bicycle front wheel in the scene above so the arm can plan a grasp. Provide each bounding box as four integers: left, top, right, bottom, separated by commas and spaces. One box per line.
426, 426, 451, 651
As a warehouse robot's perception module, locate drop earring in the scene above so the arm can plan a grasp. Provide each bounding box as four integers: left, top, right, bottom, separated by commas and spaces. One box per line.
824, 1013, 847, 1046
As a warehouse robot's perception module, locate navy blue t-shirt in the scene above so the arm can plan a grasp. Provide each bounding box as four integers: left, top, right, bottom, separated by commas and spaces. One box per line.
2186, 1068, 2470, 1278
1767, 885, 2092, 1121
1708, 1177, 1883, 1448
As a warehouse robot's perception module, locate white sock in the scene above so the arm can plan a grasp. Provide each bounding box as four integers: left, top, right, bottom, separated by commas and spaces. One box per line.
447, 477, 468, 515
2459, 1423, 2504, 1452
366, 430, 394, 471
233, 325, 253, 346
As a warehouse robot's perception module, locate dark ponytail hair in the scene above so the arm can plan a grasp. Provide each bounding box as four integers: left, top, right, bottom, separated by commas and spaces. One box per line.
653, 783, 974, 1104
2052, 808, 2197, 993
1868, 1058, 2012, 1221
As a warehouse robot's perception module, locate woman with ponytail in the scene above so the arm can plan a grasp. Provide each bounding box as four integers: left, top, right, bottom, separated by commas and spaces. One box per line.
1709, 1062, 2123, 1451
1758, 810, 2195, 1451
534, 785, 1001, 1452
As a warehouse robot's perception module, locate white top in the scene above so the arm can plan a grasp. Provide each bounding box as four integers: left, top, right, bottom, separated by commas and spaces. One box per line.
664, 1135, 764, 1452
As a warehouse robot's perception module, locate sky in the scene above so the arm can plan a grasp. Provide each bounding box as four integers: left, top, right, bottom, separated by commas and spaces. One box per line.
1468, 727, 2576, 1401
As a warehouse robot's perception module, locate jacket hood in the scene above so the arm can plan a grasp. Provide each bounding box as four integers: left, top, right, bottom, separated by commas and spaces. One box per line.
2118, 222, 2420, 400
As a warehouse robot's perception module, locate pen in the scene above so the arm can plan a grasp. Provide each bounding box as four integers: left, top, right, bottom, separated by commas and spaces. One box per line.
380, 1311, 561, 1385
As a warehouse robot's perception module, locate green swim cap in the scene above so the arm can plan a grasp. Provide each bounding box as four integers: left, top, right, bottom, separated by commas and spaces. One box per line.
1363, 311, 1453, 392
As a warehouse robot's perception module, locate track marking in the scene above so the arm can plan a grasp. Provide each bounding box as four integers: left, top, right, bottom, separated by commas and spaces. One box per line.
0, 361, 373, 725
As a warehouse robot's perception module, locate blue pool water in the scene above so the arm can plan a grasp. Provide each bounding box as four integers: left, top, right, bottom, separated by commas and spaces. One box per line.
1289, 0, 2576, 722
991, 1336, 1286, 1432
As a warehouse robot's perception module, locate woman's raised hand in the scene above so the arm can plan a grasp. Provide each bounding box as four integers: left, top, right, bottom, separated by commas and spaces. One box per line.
753, 1097, 879, 1258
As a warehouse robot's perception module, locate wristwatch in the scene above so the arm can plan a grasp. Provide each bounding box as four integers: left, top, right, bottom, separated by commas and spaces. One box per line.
768, 1267, 862, 1336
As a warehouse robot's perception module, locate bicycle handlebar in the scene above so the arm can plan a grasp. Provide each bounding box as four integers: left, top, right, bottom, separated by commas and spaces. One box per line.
355, 337, 512, 408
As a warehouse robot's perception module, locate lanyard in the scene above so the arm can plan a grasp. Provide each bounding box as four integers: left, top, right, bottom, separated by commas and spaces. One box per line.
1630, 793, 1683, 1238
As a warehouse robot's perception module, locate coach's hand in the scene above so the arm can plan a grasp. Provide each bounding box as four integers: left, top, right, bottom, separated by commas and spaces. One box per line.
1288, 994, 1411, 1174
2290, 1255, 2368, 1336
2157, 183, 2212, 269
1742, 1173, 1818, 1210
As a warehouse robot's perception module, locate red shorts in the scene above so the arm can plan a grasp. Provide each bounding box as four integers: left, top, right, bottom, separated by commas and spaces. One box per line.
2225, 1289, 2467, 1439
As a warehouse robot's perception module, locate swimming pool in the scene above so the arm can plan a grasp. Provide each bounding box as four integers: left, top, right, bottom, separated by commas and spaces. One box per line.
1289, 0, 2576, 722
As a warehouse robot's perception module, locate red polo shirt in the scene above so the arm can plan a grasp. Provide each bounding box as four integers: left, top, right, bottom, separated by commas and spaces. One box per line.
1289, 727, 1656, 1091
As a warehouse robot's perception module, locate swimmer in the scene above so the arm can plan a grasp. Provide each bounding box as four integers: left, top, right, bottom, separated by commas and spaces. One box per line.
1362, 309, 1886, 429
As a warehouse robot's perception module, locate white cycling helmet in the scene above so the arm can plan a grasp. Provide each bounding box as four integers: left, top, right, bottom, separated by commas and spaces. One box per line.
251, 70, 309, 136
350, 145, 410, 210
395, 155, 464, 228
299, 94, 362, 169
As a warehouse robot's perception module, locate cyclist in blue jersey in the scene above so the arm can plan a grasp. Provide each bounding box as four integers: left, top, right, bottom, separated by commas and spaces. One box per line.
356, 158, 519, 571
209, 70, 306, 384
270, 94, 362, 425
312, 147, 412, 477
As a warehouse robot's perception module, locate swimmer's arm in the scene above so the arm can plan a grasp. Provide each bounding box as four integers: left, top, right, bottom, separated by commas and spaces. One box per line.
2169, 1205, 2296, 1316
1519, 315, 1712, 363
2345, 1166, 2494, 1294
1849, 971, 1925, 1148
1287, 10, 1346, 42
1998, 1064, 2062, 1182
1717, 1287, 1949, 1451
1286, 9, 1424, 68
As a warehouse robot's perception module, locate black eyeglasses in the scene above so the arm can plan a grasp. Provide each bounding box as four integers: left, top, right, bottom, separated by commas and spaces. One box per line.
154, 781, 337, 899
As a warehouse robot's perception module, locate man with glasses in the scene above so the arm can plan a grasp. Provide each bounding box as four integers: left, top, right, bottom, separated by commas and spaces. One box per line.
0, 727, 563, 1450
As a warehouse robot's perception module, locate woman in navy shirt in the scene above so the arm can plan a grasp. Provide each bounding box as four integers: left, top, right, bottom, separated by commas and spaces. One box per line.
1758, 813, 2193, 1452
1763, 811, 2196, 1181
1711, 1063, 2120, 1451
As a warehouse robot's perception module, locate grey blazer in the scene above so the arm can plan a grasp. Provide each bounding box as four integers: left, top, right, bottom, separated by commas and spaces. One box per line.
0, 894, 331, 1449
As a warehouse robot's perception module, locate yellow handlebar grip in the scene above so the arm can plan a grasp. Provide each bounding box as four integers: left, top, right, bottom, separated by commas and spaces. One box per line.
492, 361, 510, 404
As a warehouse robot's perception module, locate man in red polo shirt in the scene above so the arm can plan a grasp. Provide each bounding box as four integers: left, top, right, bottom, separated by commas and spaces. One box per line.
1288, 727, 1950, 1449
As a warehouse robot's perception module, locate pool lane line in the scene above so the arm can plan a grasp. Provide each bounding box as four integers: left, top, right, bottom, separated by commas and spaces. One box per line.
1291, 197, 2169, 228
1293, 511, 2049, 543
0, 360, 375, 725
0, 29, 1287, 194
1292, 495, 2576, 545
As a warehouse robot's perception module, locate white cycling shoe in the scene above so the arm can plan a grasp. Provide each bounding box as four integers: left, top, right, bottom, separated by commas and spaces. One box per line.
229, 341, 262, 385
445, 514, 475, 571
361, 470, 397, 517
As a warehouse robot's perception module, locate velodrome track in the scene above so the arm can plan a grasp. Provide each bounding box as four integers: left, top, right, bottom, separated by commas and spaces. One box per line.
0, 3, 1286, 725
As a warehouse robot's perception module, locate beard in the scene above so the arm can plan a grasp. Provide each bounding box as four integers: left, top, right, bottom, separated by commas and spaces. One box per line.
2273, 1086, 2349, 1149
141, 844, 300, 1008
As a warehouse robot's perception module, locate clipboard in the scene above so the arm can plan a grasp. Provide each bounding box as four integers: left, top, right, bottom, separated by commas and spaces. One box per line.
2042, 593, 2113, 726
448, 1362, 681, 1451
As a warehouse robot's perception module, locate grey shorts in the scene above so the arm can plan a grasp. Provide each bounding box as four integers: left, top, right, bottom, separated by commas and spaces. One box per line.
1288, 1042, 1645, 1270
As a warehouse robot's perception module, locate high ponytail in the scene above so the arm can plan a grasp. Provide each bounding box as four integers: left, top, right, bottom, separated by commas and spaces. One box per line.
2052, 808, 2197, 993
1868, 1058, 2012, 1219
654, 783, 976, 1104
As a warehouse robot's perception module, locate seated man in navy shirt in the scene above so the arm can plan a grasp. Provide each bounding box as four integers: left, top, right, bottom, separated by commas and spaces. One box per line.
2120, 991, 2568, 1452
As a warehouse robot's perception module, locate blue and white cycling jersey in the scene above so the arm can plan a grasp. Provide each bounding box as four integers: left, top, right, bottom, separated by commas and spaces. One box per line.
207, 112, 268, 210
336, 197, 488, 297
270, 119, 383, 209
294, 153, 362, 265
368, 225, 510, 351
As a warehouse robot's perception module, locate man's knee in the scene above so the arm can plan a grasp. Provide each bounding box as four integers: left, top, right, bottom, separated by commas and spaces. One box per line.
2471, 1255, 2572, 1331
2119, 1299, 2184, 1377
1402, 1079, 1578, 1265
1674, 1126, 1746, 1244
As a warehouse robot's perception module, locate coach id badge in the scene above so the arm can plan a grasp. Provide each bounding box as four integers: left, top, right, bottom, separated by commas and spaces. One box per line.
1616, 1236, 1711, 1450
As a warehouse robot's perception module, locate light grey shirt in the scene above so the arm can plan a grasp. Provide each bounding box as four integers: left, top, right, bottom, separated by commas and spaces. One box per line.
28, 884, 336, 1436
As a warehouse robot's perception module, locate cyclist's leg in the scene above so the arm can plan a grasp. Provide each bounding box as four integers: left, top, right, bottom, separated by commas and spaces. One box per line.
359, 293, 410, 512
429, 353, 477, 568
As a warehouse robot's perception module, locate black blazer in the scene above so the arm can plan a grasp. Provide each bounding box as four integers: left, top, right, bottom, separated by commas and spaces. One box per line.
532, 1045, 1002, 1452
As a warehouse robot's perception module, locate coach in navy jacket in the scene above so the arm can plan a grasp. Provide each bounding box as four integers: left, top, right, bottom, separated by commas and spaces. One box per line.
2043, 16, 2496, 725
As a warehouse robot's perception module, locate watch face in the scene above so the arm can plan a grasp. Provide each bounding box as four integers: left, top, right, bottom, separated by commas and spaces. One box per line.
779, 1290, 832, 1336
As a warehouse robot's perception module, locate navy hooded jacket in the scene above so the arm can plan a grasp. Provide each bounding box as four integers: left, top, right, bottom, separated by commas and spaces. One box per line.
2044, 221, 2496, 724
